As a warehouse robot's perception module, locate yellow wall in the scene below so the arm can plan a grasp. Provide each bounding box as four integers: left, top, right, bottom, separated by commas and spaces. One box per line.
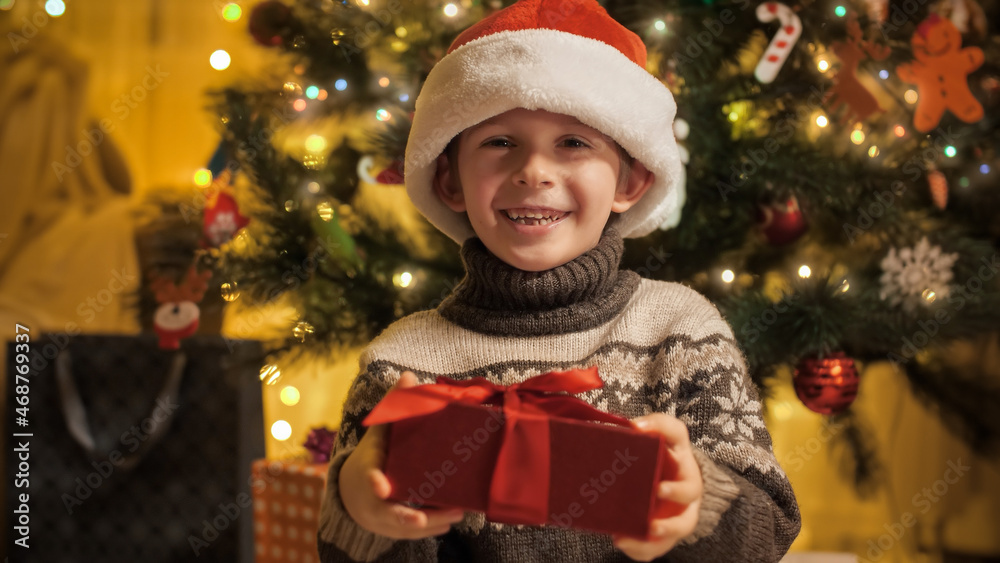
2, 0, 276, 195
773, 351, 1000, 562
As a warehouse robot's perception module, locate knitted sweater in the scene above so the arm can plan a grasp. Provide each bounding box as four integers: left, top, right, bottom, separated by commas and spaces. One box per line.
318, 229, 801, 562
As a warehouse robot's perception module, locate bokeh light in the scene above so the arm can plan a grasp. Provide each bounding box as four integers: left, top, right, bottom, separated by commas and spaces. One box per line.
271, 420, 292, 441
45, 0, 65, 17
222, 3, 242, 22
193, 169, 212, 187
210, 50, 231, 70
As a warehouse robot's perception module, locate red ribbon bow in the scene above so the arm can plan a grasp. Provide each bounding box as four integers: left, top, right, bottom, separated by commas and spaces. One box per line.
363, 366, 633, 524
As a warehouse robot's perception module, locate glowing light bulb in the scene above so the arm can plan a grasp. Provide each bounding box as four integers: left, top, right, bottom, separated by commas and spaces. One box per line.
222, 3, 242, 22
378, 77, 390, 88
894, 125, 905, 137
210, 50, 231, 70
271, 420, 292, 441
193, 169, 213, 187
443, 3, 458, 17
839, 280, 850, 293
868, 145, 879, 158
834, 5, 847, 16
305, 134, 327, 153
306, 85, 320, 99
815, 115, 828, 127
943, 145, 957, 158
850, 129, 865, 145
394, 271, 414, 288
798, 265, 812, 278
728, 111, 739, 122
980, 164, 990, 174
904, 89, 918, 104
335, 79, 348, 91
307, 181, 321, 193
293, 99, 307, 111
922, 289, 937, 303
45, 0, 65, 16
280, 386, 301, 406
395, 27, 408, 38
817, 58, 830, 72
399, 93, 410, 102
879, 69, 889, 80
721, 270, 735, 283
654, 20, 666, 32
376, 109, 391, 121
317, 89, 328, 101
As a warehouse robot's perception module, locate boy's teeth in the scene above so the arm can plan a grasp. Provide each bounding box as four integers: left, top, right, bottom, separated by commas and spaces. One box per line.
504, 210, 565, 225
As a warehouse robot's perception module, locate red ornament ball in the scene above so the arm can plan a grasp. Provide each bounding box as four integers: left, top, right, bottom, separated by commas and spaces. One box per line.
759, 196, 807, 245
793, 352, 859, 415
249, 1, 294, 47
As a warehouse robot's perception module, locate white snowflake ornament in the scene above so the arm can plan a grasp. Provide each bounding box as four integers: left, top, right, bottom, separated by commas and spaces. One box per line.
879, 237, 959, 313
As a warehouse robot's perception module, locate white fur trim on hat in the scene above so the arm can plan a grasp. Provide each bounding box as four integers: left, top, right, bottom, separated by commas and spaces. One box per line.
405, 28, 685, 243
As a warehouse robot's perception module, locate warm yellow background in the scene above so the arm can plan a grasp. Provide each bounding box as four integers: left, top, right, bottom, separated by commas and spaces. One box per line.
2, 1, 998, 561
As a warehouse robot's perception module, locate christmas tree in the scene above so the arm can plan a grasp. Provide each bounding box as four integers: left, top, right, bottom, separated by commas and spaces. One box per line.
200, 0, 1000, 497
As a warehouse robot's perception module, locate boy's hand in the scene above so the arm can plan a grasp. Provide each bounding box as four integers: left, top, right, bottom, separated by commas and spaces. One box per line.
339, 371, 466, 539
612, 414, 703, 562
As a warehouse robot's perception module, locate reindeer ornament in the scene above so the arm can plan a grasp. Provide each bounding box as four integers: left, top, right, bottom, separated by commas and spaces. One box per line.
825, 13, 890, 125
149, 266, 213, 350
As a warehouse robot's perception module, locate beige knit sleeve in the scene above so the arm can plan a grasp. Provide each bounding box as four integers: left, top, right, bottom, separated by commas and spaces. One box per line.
668, 296, 801, 561
317, 446, 397, 561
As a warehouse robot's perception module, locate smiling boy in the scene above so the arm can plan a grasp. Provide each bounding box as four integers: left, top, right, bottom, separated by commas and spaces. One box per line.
318, 1, 800, 561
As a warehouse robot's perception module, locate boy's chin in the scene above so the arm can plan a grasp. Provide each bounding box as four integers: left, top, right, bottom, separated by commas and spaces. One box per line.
495, 249, 577, 272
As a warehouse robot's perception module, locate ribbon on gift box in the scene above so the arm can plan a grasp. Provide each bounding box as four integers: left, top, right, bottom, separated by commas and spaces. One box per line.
363, 366, 634, 524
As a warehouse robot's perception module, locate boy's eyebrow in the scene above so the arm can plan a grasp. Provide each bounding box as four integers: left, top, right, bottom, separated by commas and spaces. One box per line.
467, 115, 593, 134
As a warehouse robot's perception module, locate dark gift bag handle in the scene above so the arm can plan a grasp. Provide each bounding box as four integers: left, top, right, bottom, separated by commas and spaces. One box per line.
55, 348, 187, 472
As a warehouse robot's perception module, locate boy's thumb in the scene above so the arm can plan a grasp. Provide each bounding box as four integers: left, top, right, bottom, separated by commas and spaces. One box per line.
392, 370, 419, 390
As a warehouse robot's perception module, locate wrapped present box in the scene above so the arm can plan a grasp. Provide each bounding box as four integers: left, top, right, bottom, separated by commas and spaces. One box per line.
364, 367, 681, 539
251, 458, 328, 563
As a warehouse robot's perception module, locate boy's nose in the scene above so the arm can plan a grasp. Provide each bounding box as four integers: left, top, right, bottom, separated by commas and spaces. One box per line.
513, 152, 556, 188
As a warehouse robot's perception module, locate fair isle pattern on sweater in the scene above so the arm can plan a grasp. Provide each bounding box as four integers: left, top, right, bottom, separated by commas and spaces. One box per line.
317, 230, 800, 562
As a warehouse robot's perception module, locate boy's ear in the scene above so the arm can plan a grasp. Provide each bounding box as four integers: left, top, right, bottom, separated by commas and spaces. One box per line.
432, 153, 466, 212
611, 160, 655, 213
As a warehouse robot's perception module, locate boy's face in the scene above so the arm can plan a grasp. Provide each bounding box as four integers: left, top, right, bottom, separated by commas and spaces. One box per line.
433, 108, 653, 272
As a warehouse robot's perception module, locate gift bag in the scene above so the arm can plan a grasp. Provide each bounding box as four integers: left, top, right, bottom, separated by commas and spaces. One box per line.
4, 334, 265, 563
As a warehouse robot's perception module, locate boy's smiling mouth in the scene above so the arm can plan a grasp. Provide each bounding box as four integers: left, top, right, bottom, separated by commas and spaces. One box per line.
502, 208, 569, 226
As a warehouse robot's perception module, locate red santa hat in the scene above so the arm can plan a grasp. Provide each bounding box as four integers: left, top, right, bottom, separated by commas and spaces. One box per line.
404, 0, 685, 243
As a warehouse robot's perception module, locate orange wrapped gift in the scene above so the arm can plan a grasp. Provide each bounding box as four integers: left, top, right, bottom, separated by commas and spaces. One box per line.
251, 458, 328, 563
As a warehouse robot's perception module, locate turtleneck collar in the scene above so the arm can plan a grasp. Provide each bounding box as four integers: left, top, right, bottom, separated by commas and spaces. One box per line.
437, 228, 639, 336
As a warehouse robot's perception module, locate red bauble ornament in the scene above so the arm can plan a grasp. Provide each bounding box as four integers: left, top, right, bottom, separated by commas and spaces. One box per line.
249, 1, 294, 47
793, 352, 860, 415
759, 196, 807, 245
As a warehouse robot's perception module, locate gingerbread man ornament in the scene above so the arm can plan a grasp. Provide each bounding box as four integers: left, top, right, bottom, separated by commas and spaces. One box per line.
897, 14, 983, 132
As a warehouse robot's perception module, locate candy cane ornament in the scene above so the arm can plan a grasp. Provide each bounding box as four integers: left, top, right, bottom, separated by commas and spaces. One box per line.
754, 2, 802, 84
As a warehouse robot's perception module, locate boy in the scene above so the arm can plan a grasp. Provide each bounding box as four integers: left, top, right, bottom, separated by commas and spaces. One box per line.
318, 0, 801, 561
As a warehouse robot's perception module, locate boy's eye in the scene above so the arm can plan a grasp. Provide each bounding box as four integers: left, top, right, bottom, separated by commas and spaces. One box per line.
561, 138, 590, 149
483, 138, 512, 148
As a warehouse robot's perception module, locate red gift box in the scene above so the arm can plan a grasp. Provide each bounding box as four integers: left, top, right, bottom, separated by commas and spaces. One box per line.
251, 458, 328, 563
364, 367, 681, 539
